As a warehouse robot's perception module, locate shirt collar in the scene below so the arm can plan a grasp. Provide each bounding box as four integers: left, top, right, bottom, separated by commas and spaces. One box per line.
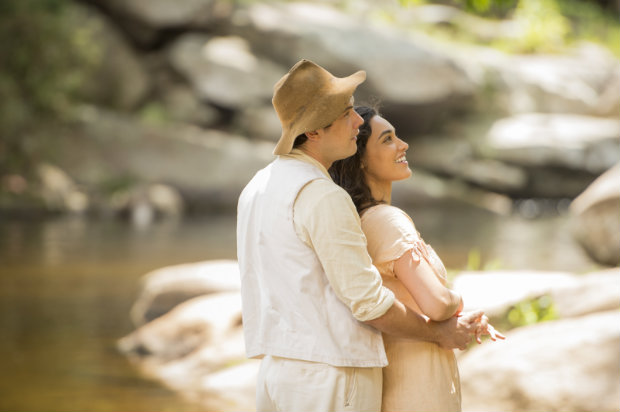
282, 149, 331, 179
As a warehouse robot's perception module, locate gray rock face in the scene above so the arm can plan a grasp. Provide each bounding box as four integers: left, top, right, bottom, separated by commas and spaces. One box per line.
459, 310, 620, 412
89, 0, 219, 29
486, 114, 620, 174
76, 3, 151, 110
228, 2, 475, 134
168, 34, 285, 109
466, 43, 620, 116
51, 108, 274, 211
570, 164, 620, 266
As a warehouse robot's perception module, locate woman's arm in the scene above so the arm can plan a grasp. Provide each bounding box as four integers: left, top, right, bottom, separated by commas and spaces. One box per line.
393, 249, 462, 321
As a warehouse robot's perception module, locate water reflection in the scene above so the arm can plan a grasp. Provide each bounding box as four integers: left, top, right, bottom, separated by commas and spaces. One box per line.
0, 205, 600, 411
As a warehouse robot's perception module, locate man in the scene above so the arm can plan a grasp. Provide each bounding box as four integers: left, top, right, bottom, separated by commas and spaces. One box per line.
237, 59, 481, 412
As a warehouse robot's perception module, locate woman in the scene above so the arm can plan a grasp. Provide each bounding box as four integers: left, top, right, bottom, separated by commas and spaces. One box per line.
330, 106, 504, 412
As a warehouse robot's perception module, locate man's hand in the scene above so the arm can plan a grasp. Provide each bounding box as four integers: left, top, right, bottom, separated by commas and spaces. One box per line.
433, 310, 483, 350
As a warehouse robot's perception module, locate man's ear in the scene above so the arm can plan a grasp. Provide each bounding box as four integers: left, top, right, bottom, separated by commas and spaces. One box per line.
305, 130, 320, 142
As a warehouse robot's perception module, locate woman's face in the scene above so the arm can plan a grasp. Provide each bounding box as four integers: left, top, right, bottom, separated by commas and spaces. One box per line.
362, 115, 411, 185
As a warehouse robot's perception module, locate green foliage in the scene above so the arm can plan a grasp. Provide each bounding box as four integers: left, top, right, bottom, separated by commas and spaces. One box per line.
511, 0, 570, 52
0, 0, 100, 175
465, 248, 504, 271
397, 0, 619, 56
506, 295, 557, 328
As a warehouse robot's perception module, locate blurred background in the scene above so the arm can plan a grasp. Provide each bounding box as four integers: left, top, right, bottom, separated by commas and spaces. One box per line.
1, 0, 618, 411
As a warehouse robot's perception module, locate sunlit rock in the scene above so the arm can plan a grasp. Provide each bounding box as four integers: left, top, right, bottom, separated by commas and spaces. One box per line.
486, 113, 620, 174
130, 259, 240, 326
453, 269, 620, 321
570, 163, 620, 266
453, 270, 577, 320
168, 34, 286, 110
36, 163, 89, 213
459, 310, 620, 412
464, 43, 620, 116
227, 2, 475, 135
119, 292, 242, 361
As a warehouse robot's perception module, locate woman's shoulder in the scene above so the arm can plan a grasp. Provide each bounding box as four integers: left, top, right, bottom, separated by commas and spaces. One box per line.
361, 204, 418, 238
362, 204, 413, 226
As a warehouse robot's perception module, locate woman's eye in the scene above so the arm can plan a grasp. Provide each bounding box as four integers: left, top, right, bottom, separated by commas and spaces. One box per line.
383, 136, 392, 143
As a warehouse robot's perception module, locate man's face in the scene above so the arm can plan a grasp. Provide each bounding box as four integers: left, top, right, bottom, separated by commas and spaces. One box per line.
319, 98, 364, 162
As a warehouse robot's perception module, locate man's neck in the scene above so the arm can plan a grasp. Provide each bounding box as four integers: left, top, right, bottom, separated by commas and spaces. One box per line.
297, 146, 332, 170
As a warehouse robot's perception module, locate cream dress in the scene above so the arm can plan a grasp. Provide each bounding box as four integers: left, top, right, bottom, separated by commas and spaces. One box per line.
361, 204, 461, 412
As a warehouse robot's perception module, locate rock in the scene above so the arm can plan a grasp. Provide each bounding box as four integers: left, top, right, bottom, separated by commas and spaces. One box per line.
570, 163, 620, 266
74, 3, 150, 110
194, 361, 260, 412
227, 2, 475, 134
130, 259, 241, 326
234, 104, 282, 142
36, 163, 89, 213
454, 268, 620, 322
467, 43, 620, 116
50, 108, 274, 212
86, 0, 219, 30
486, 113, 620, 174
410, 136, 528, 195
118, 292, 242, 361
168, 34, 285, 110
158, 84, 221, 127
109, 183, 184, 226
453, 270, 578, 320
459, 310, 620, 412
551, 268, 620, 318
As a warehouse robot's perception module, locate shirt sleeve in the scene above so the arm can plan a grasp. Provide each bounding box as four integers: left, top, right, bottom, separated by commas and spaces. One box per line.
362, 205, 425, 265
294, 179, 395, 322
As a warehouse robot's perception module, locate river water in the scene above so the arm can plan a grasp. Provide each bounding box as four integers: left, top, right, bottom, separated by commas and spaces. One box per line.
0, 203, 600, 411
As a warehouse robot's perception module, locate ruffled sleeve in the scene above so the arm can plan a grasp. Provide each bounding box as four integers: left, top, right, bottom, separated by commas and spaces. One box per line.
361, 204, 447, 281
361, 205, 422, 263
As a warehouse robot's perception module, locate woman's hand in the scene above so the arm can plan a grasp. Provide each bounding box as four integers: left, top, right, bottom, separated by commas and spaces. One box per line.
471, 313, 506, 344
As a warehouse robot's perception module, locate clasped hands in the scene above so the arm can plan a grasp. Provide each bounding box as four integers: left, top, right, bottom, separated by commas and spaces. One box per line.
436, 309, 506, 351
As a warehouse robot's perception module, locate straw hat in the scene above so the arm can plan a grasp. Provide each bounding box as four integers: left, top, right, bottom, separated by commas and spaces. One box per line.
272, 59, 366, 155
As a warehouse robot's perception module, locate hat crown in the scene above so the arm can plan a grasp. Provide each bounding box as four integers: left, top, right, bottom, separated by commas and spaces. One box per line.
271, 59, 366, 156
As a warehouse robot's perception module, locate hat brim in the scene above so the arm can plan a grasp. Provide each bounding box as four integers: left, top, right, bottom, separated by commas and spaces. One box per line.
273, 70, 366, 156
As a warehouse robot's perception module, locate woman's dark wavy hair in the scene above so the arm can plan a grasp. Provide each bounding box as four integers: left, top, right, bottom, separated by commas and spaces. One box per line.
329, 105, 383, 215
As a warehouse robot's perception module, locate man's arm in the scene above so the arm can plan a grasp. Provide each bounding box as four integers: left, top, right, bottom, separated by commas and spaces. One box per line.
295, 180, 480, 350
365, 299, 482, 351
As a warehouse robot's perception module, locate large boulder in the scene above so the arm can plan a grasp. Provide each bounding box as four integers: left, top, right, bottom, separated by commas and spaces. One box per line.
464, 43, 620, 116
118, 292, 242, 362
227, 2, 475, 135
130, 260, 241, 326
570, 163, 620, 266
83, 0, 222, 29
453, 269, 620, 320
482, 113, 620, 197
48, 108, 274, 211
73, 3, 151, 110
167, 34, 285, 110
459, 310, 620, 412
486, 113, 620, 174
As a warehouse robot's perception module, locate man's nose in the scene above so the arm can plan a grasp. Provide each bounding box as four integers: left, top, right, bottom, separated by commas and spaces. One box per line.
353, 111, 363, 127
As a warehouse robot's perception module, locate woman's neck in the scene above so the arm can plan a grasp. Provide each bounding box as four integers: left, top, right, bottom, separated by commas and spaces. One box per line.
368, 179, 392, 205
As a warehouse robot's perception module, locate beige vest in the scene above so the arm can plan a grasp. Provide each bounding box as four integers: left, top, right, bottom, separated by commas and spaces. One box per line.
237, 156, 387, 367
